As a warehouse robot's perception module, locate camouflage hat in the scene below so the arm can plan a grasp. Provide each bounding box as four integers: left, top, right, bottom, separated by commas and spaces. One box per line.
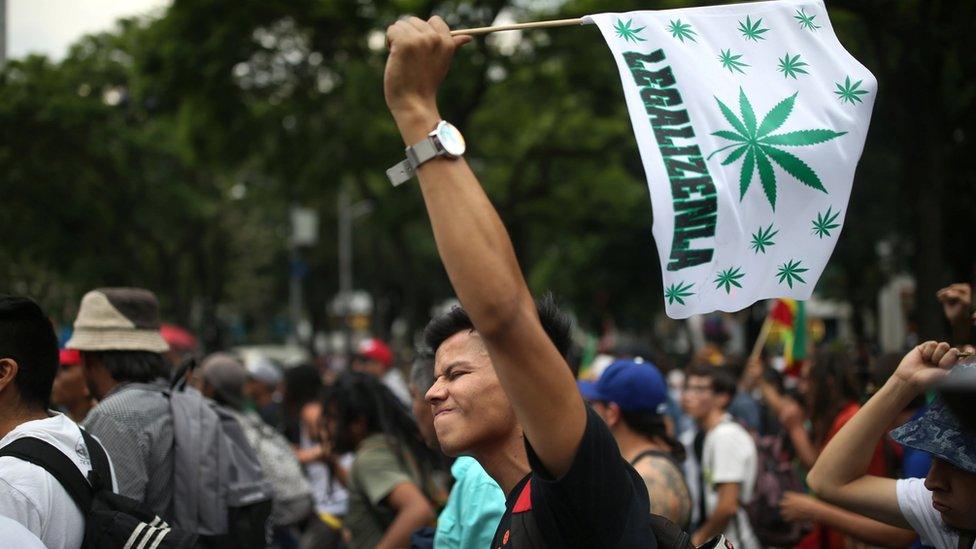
889, 360, 976, 474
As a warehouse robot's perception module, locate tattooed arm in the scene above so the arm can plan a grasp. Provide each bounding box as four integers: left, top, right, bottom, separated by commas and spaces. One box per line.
633, 456, 692, 526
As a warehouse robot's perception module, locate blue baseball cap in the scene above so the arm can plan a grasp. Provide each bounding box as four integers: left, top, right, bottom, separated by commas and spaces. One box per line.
890, 360, 976, 474
578, 359, 668, 414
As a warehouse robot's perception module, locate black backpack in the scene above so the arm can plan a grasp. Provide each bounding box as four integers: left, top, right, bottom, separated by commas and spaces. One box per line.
0, 428, 196, 549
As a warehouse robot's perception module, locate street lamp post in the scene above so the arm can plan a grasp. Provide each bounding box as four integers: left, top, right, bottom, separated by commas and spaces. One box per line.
337, 185, 373, 358
0, 0, 6, 68
289, 207, 319, 346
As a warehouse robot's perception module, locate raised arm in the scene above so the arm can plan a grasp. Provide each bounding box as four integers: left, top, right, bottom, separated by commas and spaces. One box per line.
778, 398, 819, 470
807, 341, 959, 527
384, 17, 586, 477
376, 483, 436, 549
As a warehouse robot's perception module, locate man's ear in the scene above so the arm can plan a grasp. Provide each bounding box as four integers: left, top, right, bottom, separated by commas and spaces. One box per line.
0, 358, 20, 394
606, 402, 623, 428
81, 352, 97, 372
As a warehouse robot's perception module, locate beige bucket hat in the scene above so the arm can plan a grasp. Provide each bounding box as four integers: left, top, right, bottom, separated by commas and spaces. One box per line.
65, 288, 170, 353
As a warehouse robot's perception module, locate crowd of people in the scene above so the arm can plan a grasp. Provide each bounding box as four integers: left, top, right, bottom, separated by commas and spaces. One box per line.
1, 15, 974, 549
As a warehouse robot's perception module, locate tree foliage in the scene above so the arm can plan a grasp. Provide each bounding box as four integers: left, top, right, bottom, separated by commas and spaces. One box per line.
1, 0, 972, 347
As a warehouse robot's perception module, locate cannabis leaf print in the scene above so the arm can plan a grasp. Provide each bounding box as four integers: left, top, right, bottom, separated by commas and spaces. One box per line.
707, 89, 847, 210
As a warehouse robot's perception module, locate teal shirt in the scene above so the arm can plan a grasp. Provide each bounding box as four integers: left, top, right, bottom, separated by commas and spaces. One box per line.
435, 457, 506, 549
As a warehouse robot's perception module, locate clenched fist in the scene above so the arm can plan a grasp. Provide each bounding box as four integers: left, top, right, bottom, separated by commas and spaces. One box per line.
384, 16, 471, 122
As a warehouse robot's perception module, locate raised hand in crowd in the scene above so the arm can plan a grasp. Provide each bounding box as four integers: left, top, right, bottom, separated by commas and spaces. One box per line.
777, 398, 818, 470
295, 400, 329, 465
891, 340, 960, 390
747, 354, 788, 419
936, 282, 973, 348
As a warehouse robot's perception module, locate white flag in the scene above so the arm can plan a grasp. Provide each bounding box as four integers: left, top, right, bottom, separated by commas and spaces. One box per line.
587, 0, 875, 319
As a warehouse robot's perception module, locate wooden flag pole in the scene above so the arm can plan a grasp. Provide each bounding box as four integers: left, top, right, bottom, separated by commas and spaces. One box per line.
750, 313, 773, 360
750, 305, 786, 416
450, 18, 586, 36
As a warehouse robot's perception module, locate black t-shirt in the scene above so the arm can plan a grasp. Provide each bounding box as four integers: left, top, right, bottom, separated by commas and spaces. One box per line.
490, 406, 657, 548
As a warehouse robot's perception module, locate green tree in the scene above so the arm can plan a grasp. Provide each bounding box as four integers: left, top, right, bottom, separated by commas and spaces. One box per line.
2, 0, 971, 351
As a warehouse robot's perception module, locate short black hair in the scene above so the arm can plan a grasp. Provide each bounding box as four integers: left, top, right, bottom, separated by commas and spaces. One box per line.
84, 350, 168, 384
687, 364, 737, 405
423, 293, 573, 359
409, 357, 435, 395
0, 296, 59, 410
282, 363, 323, 413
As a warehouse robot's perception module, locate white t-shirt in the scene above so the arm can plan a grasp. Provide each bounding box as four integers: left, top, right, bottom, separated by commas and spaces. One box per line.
0, 413, 116, 549
0, 515, 46, 548
897, 477, 974, 549
702, 414, 760, 549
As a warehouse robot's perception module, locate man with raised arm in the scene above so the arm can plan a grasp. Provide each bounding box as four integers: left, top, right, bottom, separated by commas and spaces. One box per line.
808, 342, 976, 549
383, 16, 659, 548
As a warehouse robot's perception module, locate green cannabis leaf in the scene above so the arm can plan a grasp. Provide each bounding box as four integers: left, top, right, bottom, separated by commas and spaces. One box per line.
668, 19, 697, 42
777, 52, 809, 79
834, 76, 869, 105
715, 267, 745, 293
718, 49, 749, 74
750, 223, 778, 253
707, 89, 847, 210
812, 207, 841, 238
794, 8, 821, 31
614, 18, 646, 44
738, 16, 769, 41
665, 281, 695, 305
776, 259, 809, 288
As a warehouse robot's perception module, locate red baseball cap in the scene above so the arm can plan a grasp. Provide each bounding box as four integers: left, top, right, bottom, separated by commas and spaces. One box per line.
357, 338, 393, 368
59, 348, 82, 367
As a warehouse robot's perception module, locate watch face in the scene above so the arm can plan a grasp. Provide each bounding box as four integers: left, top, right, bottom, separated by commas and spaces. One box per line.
436, 121, 466, 157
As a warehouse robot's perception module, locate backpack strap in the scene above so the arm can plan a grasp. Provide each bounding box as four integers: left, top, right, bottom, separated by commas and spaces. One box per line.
630, 449, 680, 468
79, 428, 112, 492
170, 356, 197, 391
0, 437, 93, 511
647, 514, 694, 549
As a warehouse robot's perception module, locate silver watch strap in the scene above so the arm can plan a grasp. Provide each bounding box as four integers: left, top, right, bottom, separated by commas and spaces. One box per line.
386, 160, 414, 187
386, 136, 440, 186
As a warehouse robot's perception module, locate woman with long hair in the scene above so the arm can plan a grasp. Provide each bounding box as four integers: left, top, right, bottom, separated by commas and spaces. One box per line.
319, 371, 445, 549
796, 351, 865, 463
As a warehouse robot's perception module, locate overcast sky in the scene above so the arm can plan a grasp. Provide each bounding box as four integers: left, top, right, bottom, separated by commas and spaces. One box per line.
6, 0, 171, 61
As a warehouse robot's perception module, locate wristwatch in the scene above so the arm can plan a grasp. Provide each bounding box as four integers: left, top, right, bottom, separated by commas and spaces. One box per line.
386, 120, 466, 186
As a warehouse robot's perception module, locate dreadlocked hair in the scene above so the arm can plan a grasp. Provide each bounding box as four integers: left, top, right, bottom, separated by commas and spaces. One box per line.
323, 371, 444, 498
